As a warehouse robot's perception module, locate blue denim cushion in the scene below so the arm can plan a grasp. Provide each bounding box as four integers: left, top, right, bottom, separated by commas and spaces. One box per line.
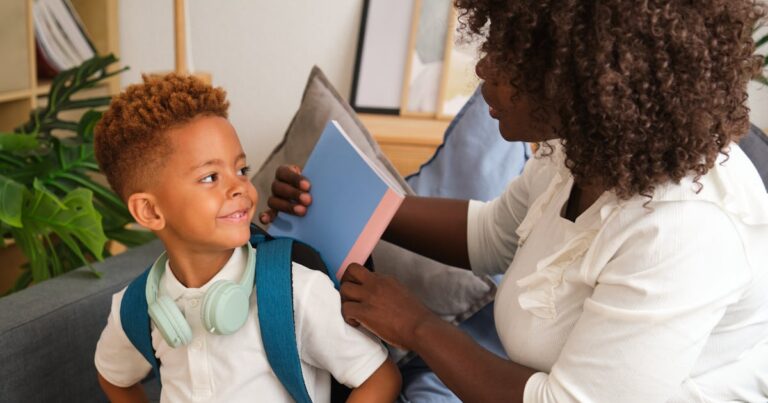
406, 87, 531, 200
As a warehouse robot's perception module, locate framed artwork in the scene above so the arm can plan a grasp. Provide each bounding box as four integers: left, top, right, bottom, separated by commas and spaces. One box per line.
399, 0, 453, 117
436, 8, 481, 119
349, 0, 414, 114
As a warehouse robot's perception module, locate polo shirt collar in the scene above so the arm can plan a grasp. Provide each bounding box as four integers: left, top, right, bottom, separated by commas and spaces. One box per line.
160, 245, 247, 301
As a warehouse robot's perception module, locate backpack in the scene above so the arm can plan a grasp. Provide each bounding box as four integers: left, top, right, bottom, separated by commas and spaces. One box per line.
119, 224, 329, 403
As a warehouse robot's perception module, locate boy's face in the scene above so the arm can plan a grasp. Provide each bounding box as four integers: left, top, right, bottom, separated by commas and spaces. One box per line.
150, 115, 258, 252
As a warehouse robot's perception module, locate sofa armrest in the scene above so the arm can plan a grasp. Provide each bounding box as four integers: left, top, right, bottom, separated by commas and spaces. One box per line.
0, 240, 163, 402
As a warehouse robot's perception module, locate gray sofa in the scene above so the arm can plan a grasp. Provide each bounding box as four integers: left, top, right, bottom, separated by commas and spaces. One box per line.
1, 127, 765, 403
0, 240, 164, 403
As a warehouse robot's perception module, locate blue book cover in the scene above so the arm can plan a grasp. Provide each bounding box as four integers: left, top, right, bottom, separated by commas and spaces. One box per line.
268, 121, 404, 287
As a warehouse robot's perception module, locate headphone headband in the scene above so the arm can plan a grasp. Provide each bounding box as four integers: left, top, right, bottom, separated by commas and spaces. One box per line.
145, 243, 255, 304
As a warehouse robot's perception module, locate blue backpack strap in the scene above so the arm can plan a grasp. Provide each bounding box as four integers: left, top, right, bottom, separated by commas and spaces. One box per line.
255, 237, 313, 403
120, 267, 161, 382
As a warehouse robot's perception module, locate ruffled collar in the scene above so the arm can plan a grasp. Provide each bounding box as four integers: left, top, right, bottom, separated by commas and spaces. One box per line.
512, 143, 767, 319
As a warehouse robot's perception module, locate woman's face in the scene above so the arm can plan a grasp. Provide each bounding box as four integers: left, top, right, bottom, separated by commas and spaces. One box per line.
476, 57, 560, 143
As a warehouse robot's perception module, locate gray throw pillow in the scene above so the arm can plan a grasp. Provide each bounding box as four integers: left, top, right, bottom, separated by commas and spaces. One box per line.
250, 66, 494, 330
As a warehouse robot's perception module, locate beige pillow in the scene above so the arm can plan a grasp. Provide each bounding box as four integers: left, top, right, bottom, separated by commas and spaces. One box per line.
250, 66, 495, 343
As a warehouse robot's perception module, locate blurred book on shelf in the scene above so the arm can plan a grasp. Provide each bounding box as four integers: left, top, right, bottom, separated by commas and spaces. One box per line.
33, 0, 97, 78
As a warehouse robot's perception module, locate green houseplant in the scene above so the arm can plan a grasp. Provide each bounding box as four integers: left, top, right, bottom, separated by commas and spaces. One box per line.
0, 54, 153, 295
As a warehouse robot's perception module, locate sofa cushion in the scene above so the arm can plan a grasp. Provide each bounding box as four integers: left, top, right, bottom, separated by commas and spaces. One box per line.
405, 86, 530, 200
739, 124, 768, 191
251, 66, 410, 217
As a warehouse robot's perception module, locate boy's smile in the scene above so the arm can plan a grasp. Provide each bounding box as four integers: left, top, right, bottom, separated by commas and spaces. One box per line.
148, 115, 258, 270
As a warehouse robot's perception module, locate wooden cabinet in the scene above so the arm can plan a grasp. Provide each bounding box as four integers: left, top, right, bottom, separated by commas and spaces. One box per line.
0, 0, 120, 132
360, 113, 450, 176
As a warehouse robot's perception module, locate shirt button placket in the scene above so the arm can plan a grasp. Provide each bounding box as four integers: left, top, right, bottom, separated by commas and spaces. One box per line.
185, 297, 212, 399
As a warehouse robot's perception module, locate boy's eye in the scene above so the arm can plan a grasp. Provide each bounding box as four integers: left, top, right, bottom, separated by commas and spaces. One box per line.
238, 165, 252, 176
200, 173, 218, 183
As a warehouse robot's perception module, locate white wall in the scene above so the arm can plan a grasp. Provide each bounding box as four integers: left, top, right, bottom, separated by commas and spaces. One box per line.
119, 0, 364, 166
119, 1, 768, 170
749, 81, 768, 129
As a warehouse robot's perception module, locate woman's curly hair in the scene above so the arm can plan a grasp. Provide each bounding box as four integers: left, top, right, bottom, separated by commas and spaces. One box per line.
455, 0, 764, 199
94, 73, 229, 200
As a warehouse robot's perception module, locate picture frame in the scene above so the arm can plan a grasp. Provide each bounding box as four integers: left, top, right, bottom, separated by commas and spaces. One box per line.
399, 0, 454, 117
349, 0, 414, 114
436, 8, 481, 119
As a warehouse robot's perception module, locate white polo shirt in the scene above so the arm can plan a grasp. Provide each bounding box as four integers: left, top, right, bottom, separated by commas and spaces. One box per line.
95, 246, 388, 402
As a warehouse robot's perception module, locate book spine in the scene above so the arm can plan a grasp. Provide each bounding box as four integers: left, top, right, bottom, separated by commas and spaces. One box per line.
336, 189, 404, 283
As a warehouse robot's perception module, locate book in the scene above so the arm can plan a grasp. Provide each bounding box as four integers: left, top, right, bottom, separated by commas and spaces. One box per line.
45, 0, 96, 62
268, 120, 405, 287
33, 0, 97, 78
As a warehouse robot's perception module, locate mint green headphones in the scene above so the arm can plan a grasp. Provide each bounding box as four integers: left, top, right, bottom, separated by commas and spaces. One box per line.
145, 243, 256, 348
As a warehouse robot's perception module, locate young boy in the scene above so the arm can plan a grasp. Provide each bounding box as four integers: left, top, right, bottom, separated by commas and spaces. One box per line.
93, 73, 401, 402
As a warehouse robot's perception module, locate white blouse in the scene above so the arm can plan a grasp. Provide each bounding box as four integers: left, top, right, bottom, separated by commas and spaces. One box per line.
467, 143, 768, 402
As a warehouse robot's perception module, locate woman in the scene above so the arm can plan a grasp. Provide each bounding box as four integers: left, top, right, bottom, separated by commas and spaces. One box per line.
261, 0, 768, 401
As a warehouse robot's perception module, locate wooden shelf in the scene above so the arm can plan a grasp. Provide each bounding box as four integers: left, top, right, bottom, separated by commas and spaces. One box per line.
360, 113, 449, 176
34, 79, 112, 98
0, 88, 33, 104
0, 0, 120, 130
34, 80, 54, 97
361, 113, 447, 145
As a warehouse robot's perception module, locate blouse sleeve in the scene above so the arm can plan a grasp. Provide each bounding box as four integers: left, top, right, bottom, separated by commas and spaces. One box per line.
523, 201, 753, 403
467, 152, 556, 277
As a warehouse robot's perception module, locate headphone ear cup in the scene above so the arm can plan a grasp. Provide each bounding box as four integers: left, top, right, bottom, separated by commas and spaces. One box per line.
148, 296, 193, 348
202, 280, 250, 335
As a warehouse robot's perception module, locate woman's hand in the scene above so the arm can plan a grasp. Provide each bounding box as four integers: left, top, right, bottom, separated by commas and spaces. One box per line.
339, 263, 437, 350
258, 165, 313, 224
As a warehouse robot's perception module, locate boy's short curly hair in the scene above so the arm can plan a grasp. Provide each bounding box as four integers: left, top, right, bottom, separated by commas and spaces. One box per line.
94, 73, 229, 200
456, 0, 764, 199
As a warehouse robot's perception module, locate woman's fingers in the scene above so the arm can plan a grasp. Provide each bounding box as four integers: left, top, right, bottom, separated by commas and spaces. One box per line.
258, 208, 277, 224
271, 180, 311, 206
340, 278, 367, 302
265, 194, 304, 215
341, 263, 373, 285
341, 300, 365, 328
339, 267, 436, 351
265, 165, 312, 219
276, 165, 311, 192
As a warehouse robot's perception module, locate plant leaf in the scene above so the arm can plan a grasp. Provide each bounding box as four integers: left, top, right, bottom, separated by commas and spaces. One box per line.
0, 175, 26, 227
756, 34, 768, 50
77, 110, 103, 141
23, 186, 107, 261
10, 227, 48, 282
55, 172, 127, 214
0, 133, 39, 152
60, 97, 112, 111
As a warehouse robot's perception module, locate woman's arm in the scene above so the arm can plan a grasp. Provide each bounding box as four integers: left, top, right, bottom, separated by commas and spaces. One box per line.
340, 264, 535, 402
411, 315, 536, 402
260, 165, 472, 269
382, 196, 470, 269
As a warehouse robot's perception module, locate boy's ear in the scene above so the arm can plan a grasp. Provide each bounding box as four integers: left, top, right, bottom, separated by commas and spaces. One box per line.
126, 193, 165, 231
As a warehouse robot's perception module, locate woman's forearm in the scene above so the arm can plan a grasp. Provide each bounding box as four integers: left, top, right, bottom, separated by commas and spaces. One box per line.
383, 196, 471, 269
410, 316, 536, 403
